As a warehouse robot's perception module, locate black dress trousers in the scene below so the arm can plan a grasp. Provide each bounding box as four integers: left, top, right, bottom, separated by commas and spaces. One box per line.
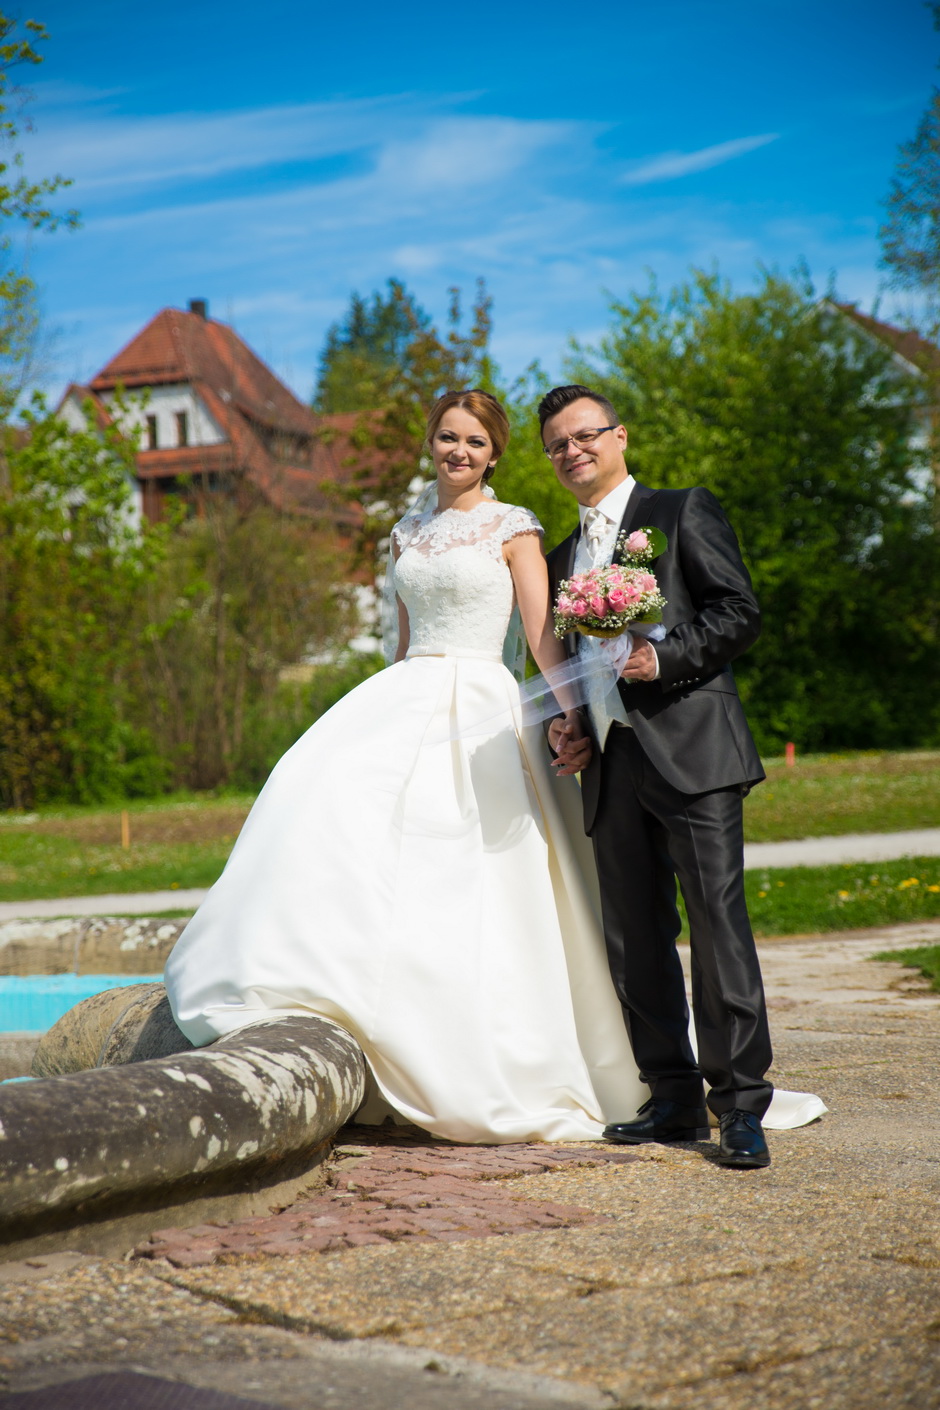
591, 726, 773, 1118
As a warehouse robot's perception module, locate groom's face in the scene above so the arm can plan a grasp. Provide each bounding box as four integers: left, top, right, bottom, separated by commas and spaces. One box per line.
543, 398, 628, 507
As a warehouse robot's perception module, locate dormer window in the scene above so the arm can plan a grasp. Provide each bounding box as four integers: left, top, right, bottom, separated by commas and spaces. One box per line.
146, 415, 158, 449
176, 411, 189, 447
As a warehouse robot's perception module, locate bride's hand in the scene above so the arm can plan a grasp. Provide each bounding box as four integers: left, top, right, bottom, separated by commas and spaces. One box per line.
549, 711, 592, 776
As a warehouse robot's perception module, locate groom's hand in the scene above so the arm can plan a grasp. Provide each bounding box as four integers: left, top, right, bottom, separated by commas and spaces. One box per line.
549, 717, 592, 776
620, 638, 658, 682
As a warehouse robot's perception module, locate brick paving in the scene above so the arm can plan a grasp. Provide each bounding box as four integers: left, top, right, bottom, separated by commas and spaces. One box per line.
133, 1128, 638, 1268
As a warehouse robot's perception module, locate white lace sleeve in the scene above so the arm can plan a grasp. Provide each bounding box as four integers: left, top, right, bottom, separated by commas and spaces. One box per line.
391, 515, 420, 556
499, 505, 543, 544
384, 516, 418, 666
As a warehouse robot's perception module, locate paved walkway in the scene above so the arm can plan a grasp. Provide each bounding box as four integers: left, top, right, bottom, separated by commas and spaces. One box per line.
0, 889, 206, 922
744, 826, 940, 869
2, 828, 939, 922
1, 920, 939, 1409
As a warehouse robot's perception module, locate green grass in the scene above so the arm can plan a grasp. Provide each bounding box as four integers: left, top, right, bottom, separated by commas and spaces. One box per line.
1, 751, 939, 916
0, 838, 231, 901
0, 796, 252, 902
743, 751, 940, 842
684, 856, 940, 939
869, 945, 940, 991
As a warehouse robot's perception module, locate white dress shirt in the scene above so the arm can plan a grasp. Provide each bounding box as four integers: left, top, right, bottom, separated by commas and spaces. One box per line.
573, 475, 660, 747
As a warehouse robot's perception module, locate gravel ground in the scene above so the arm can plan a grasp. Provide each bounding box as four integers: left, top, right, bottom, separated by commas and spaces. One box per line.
1, 921, 938, 1409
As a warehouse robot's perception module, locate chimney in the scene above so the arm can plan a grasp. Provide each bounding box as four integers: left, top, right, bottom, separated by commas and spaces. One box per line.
189, 298, 208, 319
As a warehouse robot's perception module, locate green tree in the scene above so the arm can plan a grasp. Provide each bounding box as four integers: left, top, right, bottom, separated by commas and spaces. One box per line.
568, 270, 937, 752
315, 279, 495, 564
0, 12, 78, 418
881, 4, 940, 299
492, 364, 576, 551
137, 497, 359, 791
313, 281, 434, 413
0, 398, 164, 808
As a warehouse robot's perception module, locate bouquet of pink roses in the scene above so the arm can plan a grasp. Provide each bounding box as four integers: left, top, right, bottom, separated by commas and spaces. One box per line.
553, 527, 668, 640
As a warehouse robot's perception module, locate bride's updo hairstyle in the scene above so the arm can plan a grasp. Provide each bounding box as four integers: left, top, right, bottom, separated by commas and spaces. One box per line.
426, 390, 511, 480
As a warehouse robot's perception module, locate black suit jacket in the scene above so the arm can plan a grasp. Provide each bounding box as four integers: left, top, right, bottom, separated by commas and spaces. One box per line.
546, 481, 765, 831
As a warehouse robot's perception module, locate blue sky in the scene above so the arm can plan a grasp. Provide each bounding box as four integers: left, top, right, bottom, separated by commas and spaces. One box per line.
18, 0, 938, 401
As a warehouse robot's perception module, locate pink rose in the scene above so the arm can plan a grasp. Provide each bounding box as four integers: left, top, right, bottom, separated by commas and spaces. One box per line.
638, 572, 658, 592
626, 530, 650, 553
571, 599, 589, 617
556, 594, 574, 615
607, 587, 628, 609
590, 595, 608, 618
621, 582, 641, 603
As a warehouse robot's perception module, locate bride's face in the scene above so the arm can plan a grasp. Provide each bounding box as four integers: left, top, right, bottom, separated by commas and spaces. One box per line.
431, 407, 495, 495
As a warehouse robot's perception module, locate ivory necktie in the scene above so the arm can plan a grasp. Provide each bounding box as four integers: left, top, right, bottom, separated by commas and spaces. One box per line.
583, 507, 608, 562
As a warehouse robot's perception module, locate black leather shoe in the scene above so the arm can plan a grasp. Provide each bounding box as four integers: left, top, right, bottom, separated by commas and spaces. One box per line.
604, 1097, 710, 1144
717, 1110, 771, 1168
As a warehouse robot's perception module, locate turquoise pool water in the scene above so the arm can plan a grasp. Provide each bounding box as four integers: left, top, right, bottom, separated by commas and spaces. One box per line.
0, 974, 163, 1032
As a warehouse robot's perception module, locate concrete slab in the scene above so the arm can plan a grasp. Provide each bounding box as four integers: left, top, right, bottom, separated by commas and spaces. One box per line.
1, 922, 938, 1409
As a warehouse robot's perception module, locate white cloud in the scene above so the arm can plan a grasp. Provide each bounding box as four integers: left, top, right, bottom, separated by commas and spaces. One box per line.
620, 134, 779, 186
374, 116, 579, 192
27, 95, 420, 193
23, 89, 879, 403
26, 95, 581, 204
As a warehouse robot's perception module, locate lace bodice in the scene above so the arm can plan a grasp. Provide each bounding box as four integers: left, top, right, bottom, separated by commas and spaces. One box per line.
392, 500, 541, 658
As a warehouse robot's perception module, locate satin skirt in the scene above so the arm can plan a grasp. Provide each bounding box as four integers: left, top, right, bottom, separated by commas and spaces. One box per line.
166, 654, 650, 1142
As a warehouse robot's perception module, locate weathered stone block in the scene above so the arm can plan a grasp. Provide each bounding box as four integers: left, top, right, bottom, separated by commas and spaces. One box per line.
31, 982, 194, 1077
0, 917, 187, 976
0, 1013, 367, 1259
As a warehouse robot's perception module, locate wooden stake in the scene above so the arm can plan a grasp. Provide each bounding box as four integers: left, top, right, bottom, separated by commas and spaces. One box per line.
121, 809, 130, 849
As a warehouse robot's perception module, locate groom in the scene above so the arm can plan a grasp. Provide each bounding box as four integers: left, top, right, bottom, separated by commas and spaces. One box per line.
542, 384, 773, 1169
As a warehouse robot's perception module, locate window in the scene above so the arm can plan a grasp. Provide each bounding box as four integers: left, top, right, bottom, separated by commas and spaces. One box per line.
176, 411, 189, 447
146, 415, 158, 450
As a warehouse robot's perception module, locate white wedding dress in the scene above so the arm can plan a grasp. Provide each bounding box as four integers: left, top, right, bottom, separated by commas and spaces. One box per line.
165, 499, 823, 1141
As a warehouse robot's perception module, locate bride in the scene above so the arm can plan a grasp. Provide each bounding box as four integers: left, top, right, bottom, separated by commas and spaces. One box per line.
165, 390, 821, 1143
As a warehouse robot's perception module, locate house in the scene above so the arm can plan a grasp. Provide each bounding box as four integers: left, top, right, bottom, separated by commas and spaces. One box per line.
57, 299, 373, 530
821, 300, 936, 472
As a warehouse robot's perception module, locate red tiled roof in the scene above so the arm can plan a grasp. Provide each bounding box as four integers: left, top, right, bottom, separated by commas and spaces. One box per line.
832, 303, 940, 375
76, 306, 384, 521
90, 307, 316, 436
59, 383, 115, 432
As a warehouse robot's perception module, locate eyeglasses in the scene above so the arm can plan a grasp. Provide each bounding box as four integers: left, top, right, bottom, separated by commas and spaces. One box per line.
543, 425, 620, 461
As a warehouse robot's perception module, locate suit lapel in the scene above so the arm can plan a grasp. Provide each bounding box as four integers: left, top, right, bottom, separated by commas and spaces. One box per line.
614, 482, 658, 563
552, 526, 581, 661
558, 525, 579, 580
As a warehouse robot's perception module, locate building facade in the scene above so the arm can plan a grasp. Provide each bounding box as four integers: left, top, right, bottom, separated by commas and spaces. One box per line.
58, 299, 370, 530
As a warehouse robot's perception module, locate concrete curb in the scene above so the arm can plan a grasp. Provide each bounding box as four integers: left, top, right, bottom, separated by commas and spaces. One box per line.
0, 1005, 366, 1262
0, 916, 187, 976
